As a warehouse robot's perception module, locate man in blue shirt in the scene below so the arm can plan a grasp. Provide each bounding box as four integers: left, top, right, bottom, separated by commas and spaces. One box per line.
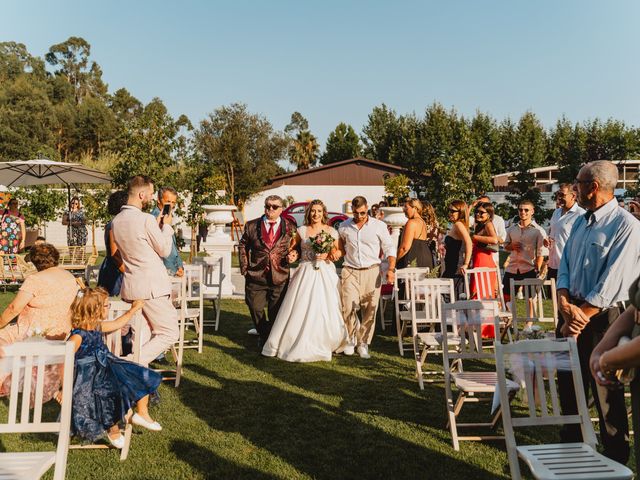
556, 160, 640, 464
151, 186, 184, 277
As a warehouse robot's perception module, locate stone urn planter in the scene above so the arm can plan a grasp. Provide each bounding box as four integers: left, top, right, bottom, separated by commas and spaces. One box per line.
381, 206, 407, 244
203, 204, 236, 239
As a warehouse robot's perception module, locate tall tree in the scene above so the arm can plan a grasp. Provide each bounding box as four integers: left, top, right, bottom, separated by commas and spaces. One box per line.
284, 112, 319, 170
195, 103, 286, 204
361, 104, 399, 163
505, 112, 549, 221
45, 36, 107, 104
320, 123, 362, 165
110, 98, 191, 188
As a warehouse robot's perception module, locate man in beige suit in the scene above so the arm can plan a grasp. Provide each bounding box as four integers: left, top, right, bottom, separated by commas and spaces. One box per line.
111, 175, 178, 366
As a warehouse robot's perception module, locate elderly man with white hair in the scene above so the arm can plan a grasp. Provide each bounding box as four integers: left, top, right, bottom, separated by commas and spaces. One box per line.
555, 160, 640, 464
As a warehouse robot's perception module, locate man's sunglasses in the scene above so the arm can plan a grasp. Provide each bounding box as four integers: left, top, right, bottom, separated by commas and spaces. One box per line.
353, 211, 368, 217
474, 210, 487, 215
518, 208, 531, 212
264, 204, 282, 210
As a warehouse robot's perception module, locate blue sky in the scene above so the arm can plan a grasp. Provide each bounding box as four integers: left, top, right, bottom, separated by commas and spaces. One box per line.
2, 1, 639, 147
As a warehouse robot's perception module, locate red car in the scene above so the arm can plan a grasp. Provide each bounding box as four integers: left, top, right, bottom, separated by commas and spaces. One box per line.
281, 202, 348, 229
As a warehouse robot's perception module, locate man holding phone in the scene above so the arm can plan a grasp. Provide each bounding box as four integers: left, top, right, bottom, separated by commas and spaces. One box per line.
151, 186, 184, 277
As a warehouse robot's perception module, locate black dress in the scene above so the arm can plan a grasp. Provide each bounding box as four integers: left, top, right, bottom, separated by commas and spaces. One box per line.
441, 234, 465, 299
397, 221, 435, 269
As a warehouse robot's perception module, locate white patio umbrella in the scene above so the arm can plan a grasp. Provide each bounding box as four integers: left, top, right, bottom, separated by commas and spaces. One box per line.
0, 159, 112, 249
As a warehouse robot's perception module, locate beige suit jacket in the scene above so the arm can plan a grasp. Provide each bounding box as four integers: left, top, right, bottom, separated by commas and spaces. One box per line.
112, 205, 174, 300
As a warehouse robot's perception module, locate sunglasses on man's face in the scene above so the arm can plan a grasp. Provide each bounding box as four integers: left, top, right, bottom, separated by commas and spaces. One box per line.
518, 208, 531, 213
264, 204, 282, 210
474, 210, 487, 216
353, 210, 368, 217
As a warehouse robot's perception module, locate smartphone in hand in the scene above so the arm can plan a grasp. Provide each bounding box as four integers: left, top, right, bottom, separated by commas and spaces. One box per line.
162, 204, 171, 216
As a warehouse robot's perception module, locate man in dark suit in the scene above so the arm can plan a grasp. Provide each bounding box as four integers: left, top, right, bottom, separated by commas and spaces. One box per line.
239, 195, 298, 346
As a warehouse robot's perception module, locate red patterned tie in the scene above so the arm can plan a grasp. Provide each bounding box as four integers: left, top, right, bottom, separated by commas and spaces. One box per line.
267, 222, 276, 245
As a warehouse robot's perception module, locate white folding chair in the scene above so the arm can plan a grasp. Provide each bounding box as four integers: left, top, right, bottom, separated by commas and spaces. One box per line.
166, 275, 187, 387
394, 267, 430, 356
0, 340, 75, 480
182, 264, 205, 353
194, 256, 224, 331
441, 300, 519, 450
509, 278, 558, 340
496, 338, 633, 480
464, 266, 512, 340
84, 265, 101, 286
409, 278, 456, 389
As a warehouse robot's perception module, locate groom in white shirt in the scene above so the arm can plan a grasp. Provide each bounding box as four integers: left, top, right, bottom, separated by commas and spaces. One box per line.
334, 196, 396, 359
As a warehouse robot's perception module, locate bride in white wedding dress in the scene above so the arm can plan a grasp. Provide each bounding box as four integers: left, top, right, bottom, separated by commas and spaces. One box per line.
262, 200, 347, 362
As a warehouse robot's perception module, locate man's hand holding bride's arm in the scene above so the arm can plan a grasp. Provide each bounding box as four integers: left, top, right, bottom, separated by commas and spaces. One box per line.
328, 238, 345, 263
287, 232, 301, 263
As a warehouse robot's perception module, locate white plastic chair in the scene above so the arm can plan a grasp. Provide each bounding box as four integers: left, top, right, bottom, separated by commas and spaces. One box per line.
394, 267, 430, 356
0, 340, 75, 480
509, 278, 558, 340
409, 278, 456, 389
496, 338, 633, 480
441, 299, 519, 450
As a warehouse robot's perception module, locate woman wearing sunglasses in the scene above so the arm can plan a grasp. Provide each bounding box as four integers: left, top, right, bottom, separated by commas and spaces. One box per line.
469, 202, 500, 336
440, 200, 472, 298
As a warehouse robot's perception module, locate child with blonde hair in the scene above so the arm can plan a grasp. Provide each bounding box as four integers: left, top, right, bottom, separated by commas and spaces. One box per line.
57, 287, 162, 448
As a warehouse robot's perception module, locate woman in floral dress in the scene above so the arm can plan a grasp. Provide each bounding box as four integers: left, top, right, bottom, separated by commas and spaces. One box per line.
63, 196, 88, 247
0, 198, 26, 254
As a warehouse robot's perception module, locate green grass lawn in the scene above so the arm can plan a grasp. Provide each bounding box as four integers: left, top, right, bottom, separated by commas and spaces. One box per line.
0, 294, 634, 479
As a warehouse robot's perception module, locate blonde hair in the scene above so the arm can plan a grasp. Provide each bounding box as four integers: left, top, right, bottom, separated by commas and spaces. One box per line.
70, 287, 109, 331
304, 199, 328, 225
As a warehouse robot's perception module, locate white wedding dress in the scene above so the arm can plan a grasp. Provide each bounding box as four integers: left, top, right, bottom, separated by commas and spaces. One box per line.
262, 226, 347, 362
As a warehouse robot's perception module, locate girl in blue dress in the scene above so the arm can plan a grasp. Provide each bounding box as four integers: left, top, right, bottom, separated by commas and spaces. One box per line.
56, 287, 162, 448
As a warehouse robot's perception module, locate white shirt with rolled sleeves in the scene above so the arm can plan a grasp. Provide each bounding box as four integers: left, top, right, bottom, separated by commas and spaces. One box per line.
557, 198, 640, 308
339, 217, 397, 268
547, 203, 585, 270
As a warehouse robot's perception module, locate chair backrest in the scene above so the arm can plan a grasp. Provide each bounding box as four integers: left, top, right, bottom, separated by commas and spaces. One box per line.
441, 300, 500, 362
409, 278, 455, 333
495, 338, 597, 478
510, 278, 558, 339
194, 256, 224, 295
0, 340, 75, 480
104, 300, 143, 362
183, 264, 204, 303
394, 267, 430, 316
84, 265, 100, 285
464, 266, 508, 311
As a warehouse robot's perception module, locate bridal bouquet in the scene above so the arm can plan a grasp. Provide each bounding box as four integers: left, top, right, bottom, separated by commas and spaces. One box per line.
310, 230, 334, 270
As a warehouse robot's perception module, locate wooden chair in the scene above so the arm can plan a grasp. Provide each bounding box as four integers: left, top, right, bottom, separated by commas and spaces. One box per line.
0, 340, 75, 480
394, 267, 430, 356
182, 264, 204, 353
0, 254, 36, 286
496, 338, 633, 480
441, 299, 519, 450
509, 278, 558, 340
168, 275, 187, 387
409, 278, 456, 389
193, 256, 224, 331
464, 266, 512, 340
84, 264, 101, 286
56, 246, 98, 272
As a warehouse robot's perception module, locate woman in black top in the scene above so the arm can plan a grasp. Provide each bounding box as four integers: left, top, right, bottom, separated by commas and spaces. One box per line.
441, 200, 473, 298
397, 198, 439, 269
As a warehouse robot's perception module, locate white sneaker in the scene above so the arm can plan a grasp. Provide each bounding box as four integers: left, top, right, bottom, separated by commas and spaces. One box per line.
342, 343, 355, 356
357, 344, 371, 359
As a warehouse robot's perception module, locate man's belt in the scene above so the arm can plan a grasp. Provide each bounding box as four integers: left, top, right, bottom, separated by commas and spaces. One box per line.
344, 264, 379, 271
